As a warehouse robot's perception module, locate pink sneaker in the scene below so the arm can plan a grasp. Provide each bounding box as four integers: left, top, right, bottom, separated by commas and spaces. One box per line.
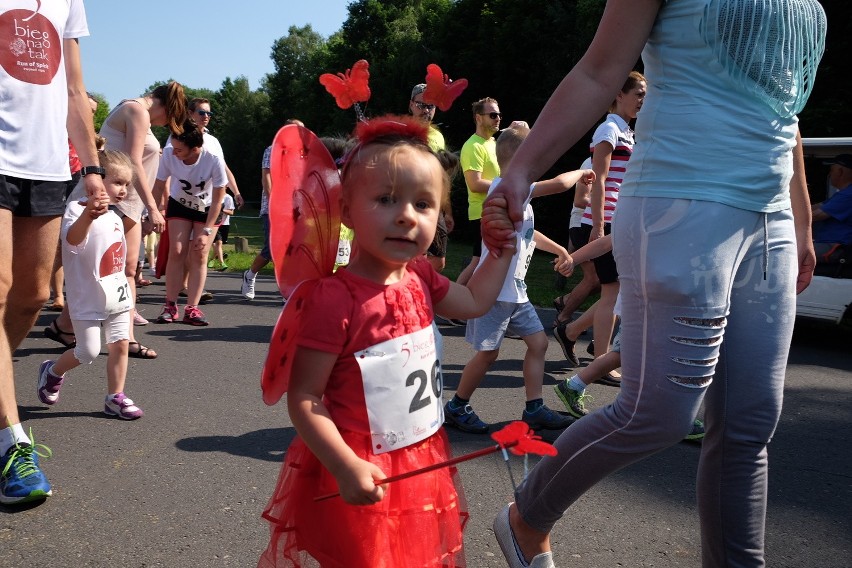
182, 305, 209, 326
133, 311, 149, 326
36, 360, 64, 405
104, 392, 143, 420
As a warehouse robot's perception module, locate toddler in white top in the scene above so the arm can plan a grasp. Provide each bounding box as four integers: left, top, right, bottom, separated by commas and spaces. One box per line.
36, 150, 144, 420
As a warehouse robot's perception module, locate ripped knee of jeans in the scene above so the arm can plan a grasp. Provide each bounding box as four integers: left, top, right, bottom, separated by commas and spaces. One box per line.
667, 315, 726, 388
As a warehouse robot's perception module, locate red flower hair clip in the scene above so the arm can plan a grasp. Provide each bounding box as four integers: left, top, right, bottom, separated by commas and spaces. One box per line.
422, 63, 469, 112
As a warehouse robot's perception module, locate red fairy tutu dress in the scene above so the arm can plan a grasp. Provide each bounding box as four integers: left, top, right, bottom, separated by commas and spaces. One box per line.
259, 263, 468, 567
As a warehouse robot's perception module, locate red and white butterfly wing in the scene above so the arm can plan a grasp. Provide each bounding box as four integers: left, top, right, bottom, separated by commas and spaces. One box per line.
268, 124, 341, 299
262, 125, 341, 405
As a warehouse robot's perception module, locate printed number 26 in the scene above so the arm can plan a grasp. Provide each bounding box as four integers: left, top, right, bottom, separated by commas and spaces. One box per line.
406, 360, 442, 413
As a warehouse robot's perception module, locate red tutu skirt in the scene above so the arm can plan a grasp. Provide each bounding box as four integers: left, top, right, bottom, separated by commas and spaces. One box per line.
258, 428, 468, 567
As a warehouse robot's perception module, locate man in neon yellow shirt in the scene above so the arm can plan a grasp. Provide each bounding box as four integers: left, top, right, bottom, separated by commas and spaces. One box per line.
458, 97, 501, 284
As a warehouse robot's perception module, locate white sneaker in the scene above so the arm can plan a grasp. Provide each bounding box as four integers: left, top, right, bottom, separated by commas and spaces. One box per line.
241, 270, 256, 300
493, 504, 556, 568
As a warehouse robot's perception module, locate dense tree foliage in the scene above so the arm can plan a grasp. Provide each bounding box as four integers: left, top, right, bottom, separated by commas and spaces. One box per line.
136, 0, 851, 237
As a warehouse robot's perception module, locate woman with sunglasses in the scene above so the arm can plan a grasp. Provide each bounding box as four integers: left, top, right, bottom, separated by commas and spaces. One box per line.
187, 99, 244, 208
486, 1, 825, 567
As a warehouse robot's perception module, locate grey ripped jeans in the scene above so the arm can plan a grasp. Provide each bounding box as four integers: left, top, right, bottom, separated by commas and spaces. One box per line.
515, 196, 798, 568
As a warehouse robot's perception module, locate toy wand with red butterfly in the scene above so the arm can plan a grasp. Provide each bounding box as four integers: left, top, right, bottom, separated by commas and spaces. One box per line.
314, 421, 557, 501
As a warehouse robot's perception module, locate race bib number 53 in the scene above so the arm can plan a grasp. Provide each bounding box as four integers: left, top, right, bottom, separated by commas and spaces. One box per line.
356, 326, 444, 454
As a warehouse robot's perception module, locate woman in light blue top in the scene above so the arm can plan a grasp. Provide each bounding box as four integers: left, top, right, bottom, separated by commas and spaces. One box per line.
487, 1, 827, 567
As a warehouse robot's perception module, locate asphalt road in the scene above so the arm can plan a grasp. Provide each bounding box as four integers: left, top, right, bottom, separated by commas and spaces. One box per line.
3, 270, 850, 567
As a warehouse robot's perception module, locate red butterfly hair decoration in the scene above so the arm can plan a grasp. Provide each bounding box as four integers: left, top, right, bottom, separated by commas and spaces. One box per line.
319, 59, 371, 110
422, 63, 469, 112
353, 114, 430, 146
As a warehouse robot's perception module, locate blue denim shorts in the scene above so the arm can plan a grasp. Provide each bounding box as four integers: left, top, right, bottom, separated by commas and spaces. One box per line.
465, 300, 543, 351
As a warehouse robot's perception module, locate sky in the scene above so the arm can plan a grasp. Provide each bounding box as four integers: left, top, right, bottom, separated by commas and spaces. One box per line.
81, 0, 350, 108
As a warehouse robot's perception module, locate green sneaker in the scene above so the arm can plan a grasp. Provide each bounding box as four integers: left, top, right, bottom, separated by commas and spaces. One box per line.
685, 419, 705, 442
554, 381, 590, 418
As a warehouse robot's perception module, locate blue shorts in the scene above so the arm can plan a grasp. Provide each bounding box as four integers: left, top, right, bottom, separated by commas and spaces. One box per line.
465, 300, 543, 351
259, 213, 271, 260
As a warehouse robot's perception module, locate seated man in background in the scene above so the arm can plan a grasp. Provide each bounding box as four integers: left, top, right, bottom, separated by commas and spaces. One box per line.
812, 153, 852, 251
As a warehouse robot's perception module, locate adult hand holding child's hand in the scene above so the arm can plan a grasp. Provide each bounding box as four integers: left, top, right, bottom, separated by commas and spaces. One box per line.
481, 186, 520, 255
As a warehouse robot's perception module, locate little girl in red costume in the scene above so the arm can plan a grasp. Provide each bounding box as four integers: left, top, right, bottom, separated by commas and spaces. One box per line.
258, 116, 514, 567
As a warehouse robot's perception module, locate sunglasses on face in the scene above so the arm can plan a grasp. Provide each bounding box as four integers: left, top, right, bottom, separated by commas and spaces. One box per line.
413, 101, 436, 111
196, 110, 213, 117
479, 112, 502, 120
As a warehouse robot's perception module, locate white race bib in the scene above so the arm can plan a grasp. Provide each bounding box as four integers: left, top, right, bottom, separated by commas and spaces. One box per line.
98, 272, 133, 315
514, 239, 536, 280
336, 238, 352, 266
356, 325, 444, 454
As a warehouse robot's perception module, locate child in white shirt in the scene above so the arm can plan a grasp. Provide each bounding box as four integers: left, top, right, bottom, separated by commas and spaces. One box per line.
36, 150, 144, 420
444, 124, 595, 433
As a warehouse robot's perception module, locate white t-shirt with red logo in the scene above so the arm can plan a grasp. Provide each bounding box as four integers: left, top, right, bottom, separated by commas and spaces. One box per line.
0, 0, 89, 180
61, 201, 132, 320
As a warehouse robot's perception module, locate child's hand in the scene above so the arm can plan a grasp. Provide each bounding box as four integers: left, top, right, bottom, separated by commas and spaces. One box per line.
553, 251, 575, 276
335, 457, 387, 506
481, 195, 516, 254
580, 169, 596, 186
82, 192, 109, 219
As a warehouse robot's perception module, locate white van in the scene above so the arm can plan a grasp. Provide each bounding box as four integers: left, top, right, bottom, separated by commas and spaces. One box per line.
795, 137, 852, 325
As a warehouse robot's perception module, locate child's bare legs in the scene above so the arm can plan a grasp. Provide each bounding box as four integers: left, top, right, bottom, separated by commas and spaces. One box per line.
520, 331, 548, 400
49, 243, 64, 309
444, 349, 499, 434
592, 282, 619, 357
456, 349, 500, 399
49, 347, 82, 377
563, 304, 595, 343
106, 339, 129, 395
577, 350, 621, 386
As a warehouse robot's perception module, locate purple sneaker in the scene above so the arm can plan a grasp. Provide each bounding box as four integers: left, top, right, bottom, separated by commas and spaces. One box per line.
104, 393, 144, 420
37, 360, 64, 406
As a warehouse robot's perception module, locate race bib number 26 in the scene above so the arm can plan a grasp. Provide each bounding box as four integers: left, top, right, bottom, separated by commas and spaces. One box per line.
356, 326, 444, 454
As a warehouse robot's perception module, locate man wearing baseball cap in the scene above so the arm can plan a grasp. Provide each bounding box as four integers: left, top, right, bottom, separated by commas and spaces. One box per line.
812, 153, 852, 246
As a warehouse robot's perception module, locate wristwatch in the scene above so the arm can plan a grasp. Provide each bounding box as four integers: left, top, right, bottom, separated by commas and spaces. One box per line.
202, 227, 213, 236
80, 165, 106, 178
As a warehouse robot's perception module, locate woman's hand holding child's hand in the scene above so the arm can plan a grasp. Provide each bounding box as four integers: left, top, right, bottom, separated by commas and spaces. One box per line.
580, 169, 596, 186
336, 457, 387, 506
481, 195, 517, 255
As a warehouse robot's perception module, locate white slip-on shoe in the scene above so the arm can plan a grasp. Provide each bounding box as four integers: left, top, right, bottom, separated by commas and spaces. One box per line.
493, 503, 556, 568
